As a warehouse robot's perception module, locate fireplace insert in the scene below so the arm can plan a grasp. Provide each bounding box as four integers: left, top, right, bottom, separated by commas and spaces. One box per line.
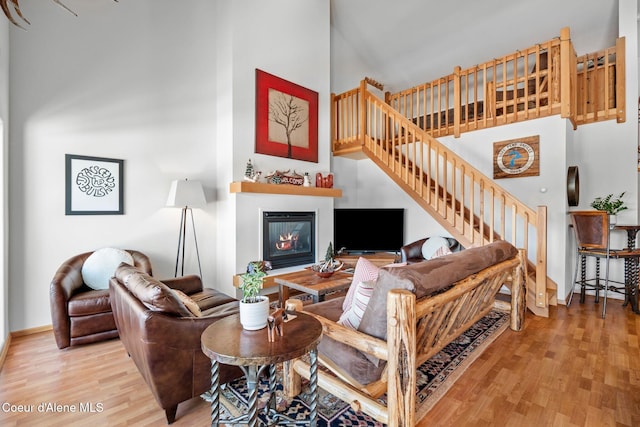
262, 211, 315, 269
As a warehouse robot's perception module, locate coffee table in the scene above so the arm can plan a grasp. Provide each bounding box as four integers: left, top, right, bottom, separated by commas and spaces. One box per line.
201, 312, 322, 427
275, 269, 353, 303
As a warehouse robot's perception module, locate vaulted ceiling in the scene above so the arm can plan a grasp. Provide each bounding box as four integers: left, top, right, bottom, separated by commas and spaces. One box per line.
330, 0, 621, 91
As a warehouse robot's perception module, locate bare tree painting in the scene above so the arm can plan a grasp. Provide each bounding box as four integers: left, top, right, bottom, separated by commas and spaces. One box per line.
255, 69, 318, 162
268, 89, 309, 158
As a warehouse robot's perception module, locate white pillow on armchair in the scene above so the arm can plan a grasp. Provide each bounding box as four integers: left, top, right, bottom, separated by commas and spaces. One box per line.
421, 236, 453, 260
82, 247, 134, 290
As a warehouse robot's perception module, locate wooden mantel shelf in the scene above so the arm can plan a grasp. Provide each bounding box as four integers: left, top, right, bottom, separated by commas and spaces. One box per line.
229, 181, 342, 198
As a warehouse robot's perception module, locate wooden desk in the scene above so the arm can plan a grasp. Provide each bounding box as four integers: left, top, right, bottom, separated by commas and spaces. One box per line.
275, 269, 353, 303
201, 313, 322, 427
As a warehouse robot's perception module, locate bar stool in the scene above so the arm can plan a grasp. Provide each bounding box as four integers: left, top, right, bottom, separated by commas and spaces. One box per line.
568, 210, 640, 318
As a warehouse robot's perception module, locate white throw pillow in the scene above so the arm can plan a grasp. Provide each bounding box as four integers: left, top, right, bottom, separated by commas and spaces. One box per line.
342, 257, 379, 312
337, 279, 376, 330
421, 236, 453, 260
82, 248, 134, 290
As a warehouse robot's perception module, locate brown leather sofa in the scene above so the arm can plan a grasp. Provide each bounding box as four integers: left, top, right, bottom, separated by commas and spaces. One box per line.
49, 250, 152, 349
400, 236, 461, 263
109, 263, 241, 424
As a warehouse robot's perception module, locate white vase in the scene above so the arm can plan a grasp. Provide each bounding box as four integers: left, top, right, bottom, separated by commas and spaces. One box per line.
609, 214, 617, 228
239, 296, 270, 330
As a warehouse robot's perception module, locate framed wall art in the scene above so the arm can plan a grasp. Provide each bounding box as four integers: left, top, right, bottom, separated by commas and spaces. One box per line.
65, 154, 124, 215
493, 135, 540, 179
255, 69, 318, 163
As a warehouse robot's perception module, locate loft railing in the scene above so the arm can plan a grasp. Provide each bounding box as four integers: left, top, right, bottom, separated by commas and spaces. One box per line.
381, 28, 624, 138
333, 79, 549, 314
575, 36, 626, 124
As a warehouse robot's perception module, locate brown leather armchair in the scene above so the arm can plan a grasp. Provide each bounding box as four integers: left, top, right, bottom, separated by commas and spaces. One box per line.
109, 264, 241, 424
49, 250, 152, 349
400, 236, 461, 264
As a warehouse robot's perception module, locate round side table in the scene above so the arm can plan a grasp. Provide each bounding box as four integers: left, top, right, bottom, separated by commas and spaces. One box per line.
201, 311, 322, 427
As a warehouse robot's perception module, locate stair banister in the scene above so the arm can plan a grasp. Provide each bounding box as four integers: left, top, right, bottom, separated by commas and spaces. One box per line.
336, 81, 549, 315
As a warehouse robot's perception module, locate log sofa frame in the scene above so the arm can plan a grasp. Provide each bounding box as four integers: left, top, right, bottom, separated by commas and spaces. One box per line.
285, 248, 527, 426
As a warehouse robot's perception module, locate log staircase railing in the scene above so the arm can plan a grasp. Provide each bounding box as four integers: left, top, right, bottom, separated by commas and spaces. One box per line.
382, 28, 624, 138
334, 81, 549, 315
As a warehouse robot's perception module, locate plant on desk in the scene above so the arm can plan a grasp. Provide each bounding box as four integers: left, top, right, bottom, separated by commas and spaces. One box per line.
239, 261, 272, 330
591, 192, 627, 226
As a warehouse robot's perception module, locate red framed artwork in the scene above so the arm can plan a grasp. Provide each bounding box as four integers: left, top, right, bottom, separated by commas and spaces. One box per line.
255, 69, 318, 163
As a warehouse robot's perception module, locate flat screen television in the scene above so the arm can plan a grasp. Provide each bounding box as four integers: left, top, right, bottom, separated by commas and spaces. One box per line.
333, 208, 404, 254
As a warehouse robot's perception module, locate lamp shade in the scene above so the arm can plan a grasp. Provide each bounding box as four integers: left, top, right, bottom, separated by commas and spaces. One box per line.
166, 179, 206, 208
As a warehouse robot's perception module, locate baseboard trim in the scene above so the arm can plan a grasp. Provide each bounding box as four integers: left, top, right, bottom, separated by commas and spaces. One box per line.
10, 324, 53, 338
0, 333, 11, 373
0, 325, 53, 372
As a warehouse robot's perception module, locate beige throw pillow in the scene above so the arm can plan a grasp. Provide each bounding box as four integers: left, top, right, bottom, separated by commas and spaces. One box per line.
172, 289, 202, 317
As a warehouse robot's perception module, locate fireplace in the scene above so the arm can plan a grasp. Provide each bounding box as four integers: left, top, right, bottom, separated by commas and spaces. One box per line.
262, 211, 315, 269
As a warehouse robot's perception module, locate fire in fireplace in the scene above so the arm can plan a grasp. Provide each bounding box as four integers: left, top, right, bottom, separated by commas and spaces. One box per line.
262, 211, 315, 269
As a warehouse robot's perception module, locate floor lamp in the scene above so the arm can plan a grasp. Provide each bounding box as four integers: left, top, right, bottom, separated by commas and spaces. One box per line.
166, 179, 206, 278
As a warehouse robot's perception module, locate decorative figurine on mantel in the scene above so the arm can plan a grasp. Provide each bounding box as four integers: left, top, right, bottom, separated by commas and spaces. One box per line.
315, 172, 334, 188
264, 169, 305, 186
243, 159, 262, 183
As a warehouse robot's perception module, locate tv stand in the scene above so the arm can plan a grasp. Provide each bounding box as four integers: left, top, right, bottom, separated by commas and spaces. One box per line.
335, 251, 399, 268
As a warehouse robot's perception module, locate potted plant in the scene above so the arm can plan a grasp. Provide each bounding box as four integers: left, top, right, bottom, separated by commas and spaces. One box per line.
238, 260, 272, 330
590, 192, 627, 225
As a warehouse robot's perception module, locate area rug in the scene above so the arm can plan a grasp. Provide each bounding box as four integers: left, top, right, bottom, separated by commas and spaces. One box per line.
202, 309, 509, 426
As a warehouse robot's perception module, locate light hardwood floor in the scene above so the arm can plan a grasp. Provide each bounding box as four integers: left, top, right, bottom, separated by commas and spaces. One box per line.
0, 297, 638, 426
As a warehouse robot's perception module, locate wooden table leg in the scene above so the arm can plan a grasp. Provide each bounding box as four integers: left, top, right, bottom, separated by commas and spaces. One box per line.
282, 358, 301, 398
279, 284, 289, 305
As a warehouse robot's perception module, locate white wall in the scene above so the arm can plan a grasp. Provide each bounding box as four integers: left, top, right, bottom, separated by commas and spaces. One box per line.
8, 1, 222, 331
215, 0, 332, 297
330, 23, 374, 95
0, 16, 8, 346
333, 156, 446, 246
8, 0, 331, 330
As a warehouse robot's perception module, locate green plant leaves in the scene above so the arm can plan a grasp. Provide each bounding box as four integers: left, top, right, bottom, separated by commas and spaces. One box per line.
590, 192, 627, 215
